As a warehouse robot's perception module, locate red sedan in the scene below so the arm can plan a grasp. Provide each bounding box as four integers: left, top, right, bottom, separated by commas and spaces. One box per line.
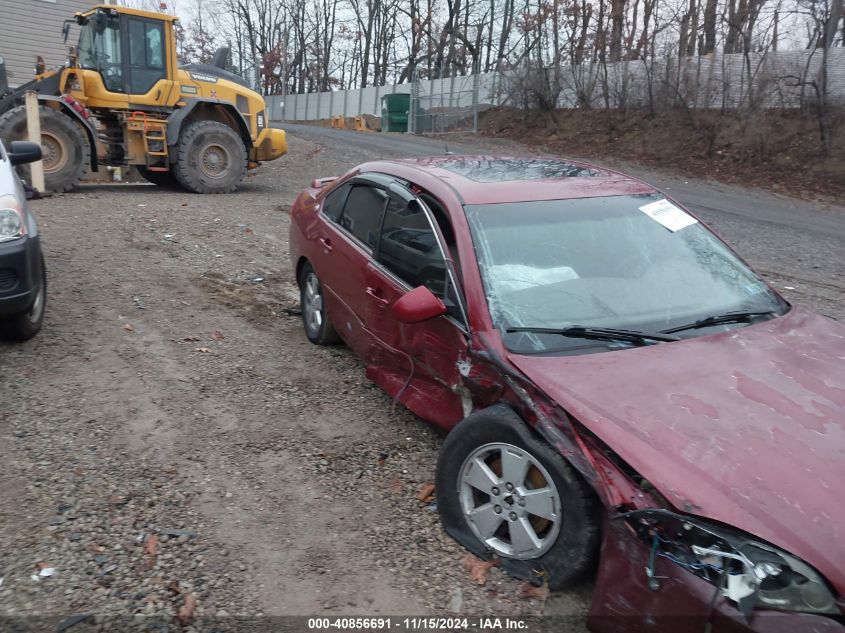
289, 157, 844, 632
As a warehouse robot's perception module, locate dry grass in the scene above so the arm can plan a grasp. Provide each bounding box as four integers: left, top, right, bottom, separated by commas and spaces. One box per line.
479, 106, 845, 200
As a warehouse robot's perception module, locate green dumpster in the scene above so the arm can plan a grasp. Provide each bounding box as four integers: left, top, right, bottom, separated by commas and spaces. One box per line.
381, 93, 411, 132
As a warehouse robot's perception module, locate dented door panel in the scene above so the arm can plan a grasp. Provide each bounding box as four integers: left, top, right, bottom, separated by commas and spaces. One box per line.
363, 260, 468, 429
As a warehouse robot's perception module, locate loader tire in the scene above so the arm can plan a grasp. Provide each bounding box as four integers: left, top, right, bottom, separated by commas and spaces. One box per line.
0, 105, 89, 193
138, 167, 179, 188
172, 121, 247, 194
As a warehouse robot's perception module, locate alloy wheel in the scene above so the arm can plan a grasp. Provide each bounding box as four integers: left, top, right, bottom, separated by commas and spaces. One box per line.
459, 442, 562, 559
303, 272, 324, 334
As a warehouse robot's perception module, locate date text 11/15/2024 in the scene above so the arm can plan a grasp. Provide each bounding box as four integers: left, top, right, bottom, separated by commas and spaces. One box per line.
307, 617, 530, 630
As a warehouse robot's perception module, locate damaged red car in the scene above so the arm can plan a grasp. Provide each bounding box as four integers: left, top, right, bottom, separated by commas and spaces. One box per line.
289, 157, 844, 632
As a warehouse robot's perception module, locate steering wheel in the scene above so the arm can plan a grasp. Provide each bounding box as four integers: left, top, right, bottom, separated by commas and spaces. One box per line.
93, 52, 121, 89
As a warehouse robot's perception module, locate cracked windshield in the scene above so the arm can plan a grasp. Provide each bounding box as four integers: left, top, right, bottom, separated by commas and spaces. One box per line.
466, 194, 787, 354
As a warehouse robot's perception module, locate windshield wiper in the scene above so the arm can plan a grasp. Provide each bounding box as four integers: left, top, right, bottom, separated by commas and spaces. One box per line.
661, 310, 777, 334
505, 325, 680, 346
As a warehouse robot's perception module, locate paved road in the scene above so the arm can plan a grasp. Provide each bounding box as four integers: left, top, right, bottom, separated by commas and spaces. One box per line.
282, 123, 845, 321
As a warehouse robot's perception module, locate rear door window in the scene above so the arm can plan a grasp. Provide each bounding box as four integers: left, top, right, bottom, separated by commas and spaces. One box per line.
320, 183, 351, 222
337, 185, 388, 251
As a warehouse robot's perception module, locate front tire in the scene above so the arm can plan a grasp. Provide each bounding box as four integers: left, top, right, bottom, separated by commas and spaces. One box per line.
0, 105, 89, 193
436, 405, 600, 589
172, 121, 247, 194
1, 255, 46, 341
299, 262, 339, 345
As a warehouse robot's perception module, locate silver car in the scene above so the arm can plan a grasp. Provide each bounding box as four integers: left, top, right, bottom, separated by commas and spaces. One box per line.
0, 140, 46, 340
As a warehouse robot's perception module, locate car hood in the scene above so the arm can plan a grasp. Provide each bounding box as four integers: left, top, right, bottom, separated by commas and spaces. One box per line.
507, 308, 845, 594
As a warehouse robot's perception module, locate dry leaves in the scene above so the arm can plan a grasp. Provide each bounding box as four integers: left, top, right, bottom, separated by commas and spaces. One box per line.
122, 323, 134, 332
416, 483, 435, 503
211, 330, 225, 341
519, 581, 549, 600
177, 592, 196, 625
462, 554, 499, 585
145, 534, 158, 557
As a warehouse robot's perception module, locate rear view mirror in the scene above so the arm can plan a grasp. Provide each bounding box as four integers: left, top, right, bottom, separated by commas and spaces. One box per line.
391, 285, 446, 324
8, 141, 42, 166
93, 12, 107, 35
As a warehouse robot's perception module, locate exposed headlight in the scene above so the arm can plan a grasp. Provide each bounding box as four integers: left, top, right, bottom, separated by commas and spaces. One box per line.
623, 509, 839, 618
0, 197, 25, 242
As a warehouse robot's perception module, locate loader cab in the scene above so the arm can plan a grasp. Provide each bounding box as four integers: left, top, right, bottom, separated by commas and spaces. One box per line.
75, 7, 178, 107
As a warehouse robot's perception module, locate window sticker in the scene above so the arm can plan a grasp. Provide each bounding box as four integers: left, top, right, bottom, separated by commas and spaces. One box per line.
639, 198, 698, 232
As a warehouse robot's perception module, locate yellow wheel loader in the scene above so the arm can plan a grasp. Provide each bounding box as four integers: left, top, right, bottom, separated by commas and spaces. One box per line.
0, 4, 287, 193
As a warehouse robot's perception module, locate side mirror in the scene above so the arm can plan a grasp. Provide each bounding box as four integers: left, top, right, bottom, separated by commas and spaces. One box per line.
391, 285, 446, 324
8, 141, 43, 166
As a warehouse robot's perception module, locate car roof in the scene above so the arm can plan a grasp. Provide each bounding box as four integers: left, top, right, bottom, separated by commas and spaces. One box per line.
386, 156, 658, 205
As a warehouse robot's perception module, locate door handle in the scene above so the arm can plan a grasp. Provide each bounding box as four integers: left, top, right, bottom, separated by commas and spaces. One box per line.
319, 237, 332, 252
366, 287, 390, 308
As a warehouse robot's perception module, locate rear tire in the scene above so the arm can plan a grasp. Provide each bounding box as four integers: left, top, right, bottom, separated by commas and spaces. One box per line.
138, 167, 179, 188
299, 262, 339, 345
0, 255, 46, 341
0, 105, 89, 193
172, 121, 247, 194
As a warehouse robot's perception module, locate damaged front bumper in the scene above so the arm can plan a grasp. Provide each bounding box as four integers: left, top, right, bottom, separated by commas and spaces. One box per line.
588, 516, 844, 633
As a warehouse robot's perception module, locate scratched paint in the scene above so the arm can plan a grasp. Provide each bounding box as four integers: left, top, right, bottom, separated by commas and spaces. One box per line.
509, 307, 845, 597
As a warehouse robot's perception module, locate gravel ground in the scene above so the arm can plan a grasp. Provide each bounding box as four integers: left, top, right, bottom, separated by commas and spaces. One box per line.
1, 127, 842, 631
0, 133, 592, 632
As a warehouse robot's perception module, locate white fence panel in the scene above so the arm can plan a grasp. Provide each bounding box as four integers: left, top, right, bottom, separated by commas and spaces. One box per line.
266, 49, 845, 123
344, 89, 361, 117
316, 91, 332, 119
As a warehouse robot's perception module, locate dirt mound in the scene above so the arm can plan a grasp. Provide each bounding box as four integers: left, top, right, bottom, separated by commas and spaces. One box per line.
479, 107, 845, 200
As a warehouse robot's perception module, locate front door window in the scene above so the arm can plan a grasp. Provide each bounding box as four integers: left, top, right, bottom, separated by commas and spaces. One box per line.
378, 195, 449, 296
78, 12, 123, 92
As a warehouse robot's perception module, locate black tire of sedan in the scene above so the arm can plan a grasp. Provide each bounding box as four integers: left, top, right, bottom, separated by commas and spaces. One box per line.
0, 255, 46, 341
299, 262, 339, 345
172, 121, 247, 194
436, 405, 600, 589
